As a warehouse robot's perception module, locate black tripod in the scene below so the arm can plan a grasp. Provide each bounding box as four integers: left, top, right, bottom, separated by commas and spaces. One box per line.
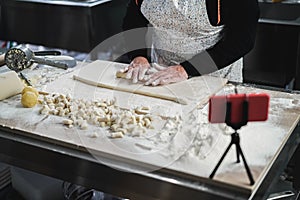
209, 100, 255, 185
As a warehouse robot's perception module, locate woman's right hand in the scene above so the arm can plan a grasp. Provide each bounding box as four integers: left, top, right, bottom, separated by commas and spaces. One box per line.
120, 56, 151, 83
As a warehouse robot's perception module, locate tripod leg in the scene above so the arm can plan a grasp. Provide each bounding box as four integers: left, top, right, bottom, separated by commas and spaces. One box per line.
231, 132, 240, 163
210, 142, 233, 179
236, 144, 255, 185
236, 145, 240, 163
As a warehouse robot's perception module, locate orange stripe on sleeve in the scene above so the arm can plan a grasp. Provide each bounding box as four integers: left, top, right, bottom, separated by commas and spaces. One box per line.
217, 0, 221, 25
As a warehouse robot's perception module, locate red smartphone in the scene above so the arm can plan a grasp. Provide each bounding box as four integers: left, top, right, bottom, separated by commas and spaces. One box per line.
208, 93, 270, 124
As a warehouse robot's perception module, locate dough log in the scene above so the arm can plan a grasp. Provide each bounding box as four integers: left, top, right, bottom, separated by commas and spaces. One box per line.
0, 71, 24, 100
73, 75, 188, 105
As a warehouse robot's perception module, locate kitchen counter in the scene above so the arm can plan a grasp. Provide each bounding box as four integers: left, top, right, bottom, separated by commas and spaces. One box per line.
0, 61, 300, 199
0, 0, 127, 52
259, 0, 300, 25
8, 0, 110, 7
243, 0, 300, 90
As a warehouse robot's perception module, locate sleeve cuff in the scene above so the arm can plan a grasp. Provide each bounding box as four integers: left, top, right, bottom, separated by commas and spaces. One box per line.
180, 61, 201, 78
180, 50, 219, 78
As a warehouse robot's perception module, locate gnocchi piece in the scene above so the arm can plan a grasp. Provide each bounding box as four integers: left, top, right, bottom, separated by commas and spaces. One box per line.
62, 119, 73, 125
99, 102, 107, 107
99, 122, 106, 127
144, 118, 151, 128
116, 128, 127, 135
58, 109, 66, 116
111, 131, 124, 138
111, 124, 119, 132
135, 107, 150, 115
87, 132, 99, 138
50, 109, 59, 115
80, 120, 88, 130
115, 71, 127, 79
40, 105, 50, 115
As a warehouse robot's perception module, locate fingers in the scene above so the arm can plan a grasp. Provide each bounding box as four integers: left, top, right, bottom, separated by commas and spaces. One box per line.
132, 67, 139, 83
145, 66, 188, 86
145, 71, 168, 86
160, 75, 187, 85
152, 63, 166, 71
146, 67, 158, 75
120, 60, 187, 86
125, 61, 139, 80
125, 62, 150, 83
126, 67, 134, 79
138, 67, 148, 81
119, 66, 128, 73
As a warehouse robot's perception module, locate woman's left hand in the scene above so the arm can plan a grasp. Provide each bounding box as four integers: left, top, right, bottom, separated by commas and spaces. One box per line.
145, 65, 188, 86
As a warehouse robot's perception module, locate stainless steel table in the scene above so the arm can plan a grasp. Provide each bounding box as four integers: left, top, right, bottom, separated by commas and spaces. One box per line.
0, 124, 298, 200
0, 64, 300, 199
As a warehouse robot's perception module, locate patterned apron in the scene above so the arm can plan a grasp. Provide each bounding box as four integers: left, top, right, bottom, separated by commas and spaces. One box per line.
141, 0, 243, 82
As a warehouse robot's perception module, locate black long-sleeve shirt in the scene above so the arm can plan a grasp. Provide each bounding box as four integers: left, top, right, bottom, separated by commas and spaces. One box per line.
122, 0, 259, 77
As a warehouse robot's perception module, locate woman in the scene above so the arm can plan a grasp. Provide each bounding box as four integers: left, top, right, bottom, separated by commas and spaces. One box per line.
121, 0, 259, 86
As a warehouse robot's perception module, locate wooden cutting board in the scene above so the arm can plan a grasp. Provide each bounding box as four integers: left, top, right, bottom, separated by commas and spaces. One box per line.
73, 60, 227, 107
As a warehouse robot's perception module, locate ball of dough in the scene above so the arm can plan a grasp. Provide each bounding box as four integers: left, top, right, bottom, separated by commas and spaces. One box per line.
22, 86, 39, 98
21, 91, 38, 108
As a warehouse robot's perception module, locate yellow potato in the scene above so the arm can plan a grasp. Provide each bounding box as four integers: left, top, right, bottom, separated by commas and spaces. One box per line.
21, 91, 38, 108
22, 86, 39, 97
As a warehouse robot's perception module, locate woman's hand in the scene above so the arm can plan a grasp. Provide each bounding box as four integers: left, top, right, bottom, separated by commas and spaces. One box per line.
145, 65, 188, 86
120, 56, 151, 83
